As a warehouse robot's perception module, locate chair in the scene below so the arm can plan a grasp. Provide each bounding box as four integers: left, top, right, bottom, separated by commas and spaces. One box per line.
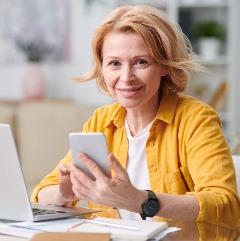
232, 155, 240, 195
208, 80, 228, 110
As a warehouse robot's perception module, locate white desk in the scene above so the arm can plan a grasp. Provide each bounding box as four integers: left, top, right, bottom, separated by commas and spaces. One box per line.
0, 221, 239, 241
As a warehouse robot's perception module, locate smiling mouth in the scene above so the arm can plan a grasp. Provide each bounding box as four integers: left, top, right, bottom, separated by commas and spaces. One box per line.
117, 86, 143, 92
117, 86, 144, 97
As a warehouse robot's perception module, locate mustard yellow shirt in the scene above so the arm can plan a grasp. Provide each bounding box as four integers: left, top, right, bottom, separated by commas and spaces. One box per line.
31, 92, 240, 229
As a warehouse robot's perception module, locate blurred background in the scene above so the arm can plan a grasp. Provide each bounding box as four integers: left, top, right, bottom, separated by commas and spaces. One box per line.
0, 0, 239, 191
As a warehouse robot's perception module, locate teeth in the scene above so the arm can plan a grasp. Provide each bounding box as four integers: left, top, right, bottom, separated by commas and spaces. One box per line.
120, 87, 141, 91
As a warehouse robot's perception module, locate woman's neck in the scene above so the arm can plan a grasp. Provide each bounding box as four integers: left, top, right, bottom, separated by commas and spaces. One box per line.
125, 94, 161, 136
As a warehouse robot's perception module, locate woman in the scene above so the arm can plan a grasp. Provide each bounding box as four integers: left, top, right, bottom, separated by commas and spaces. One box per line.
31, 5, 240, 229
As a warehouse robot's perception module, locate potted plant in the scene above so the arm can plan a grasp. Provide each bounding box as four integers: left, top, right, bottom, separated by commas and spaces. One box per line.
16, 41, 50, 100
193, 20, 226, 60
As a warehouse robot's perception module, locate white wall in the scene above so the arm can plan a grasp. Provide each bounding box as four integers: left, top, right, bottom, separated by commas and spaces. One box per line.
228, 0, 240, 136
69, 0, 114, 106
0, 0, 239, 129
0, 64, 26, 100
0, 0, 113, 106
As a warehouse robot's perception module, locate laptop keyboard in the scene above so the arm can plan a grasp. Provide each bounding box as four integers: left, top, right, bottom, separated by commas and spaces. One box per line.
32, 208, 66, 216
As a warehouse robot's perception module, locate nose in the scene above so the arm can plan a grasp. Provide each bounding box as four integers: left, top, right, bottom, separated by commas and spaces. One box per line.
120, 64, 135, 83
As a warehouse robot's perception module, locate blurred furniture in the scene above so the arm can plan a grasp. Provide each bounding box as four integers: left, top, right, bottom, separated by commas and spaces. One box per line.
0, 100, 96, 193
209, 80, 228, 110
232, 155, 240, 195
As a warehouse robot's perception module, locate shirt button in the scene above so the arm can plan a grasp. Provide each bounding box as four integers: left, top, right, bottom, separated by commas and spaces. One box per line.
149, 141, 154, 147
152, 166, 157, 172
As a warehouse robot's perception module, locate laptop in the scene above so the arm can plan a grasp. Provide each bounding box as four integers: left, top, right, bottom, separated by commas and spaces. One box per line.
0, 124, 76, 222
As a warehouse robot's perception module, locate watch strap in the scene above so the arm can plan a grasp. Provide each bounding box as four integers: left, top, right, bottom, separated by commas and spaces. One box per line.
140, 190, 159, 220
147, 189, 157, 199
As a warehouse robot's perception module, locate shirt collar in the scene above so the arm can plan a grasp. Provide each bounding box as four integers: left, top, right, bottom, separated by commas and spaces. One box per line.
155, 90, 179, 124
105, 90, 179, 129
104, 104, 126, 129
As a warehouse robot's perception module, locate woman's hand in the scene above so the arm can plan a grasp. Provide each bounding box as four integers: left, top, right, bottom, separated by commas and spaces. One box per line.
68, 152, 147, 212
58, 163, 76, 205
37, 164, 76, 207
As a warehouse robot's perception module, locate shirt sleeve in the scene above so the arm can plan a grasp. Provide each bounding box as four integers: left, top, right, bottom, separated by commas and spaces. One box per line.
184, 106, 240, 229
31, 151, 72, 203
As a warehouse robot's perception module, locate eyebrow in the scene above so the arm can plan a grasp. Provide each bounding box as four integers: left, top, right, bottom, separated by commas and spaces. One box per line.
103, 55, 153, 60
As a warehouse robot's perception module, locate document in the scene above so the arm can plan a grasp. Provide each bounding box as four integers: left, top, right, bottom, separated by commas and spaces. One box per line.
8, 218, 83, 232
0, 223, 40, 238
0, 218, 83, 238
3, 217, 180, 240
9, 217, 167, 240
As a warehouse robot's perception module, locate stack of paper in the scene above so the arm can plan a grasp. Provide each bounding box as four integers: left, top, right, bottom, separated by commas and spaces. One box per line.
5, 217, 168, 240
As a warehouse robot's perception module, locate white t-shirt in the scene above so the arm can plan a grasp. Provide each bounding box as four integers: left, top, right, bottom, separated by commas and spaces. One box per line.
118, 119, 152, 220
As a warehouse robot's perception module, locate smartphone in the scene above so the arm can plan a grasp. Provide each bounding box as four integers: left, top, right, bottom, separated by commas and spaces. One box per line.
69, 132, 110, 179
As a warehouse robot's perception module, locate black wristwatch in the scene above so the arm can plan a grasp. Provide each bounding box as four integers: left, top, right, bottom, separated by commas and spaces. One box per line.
140, 190, 160, 220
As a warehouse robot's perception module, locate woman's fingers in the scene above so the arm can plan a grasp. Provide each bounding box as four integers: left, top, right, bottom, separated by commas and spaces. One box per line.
68, 164, 93, 200
108, 153, 129, 180
71, 180, 91, 200
58, 168, 75, 202
62, 153, 128, 204
78, 152, 108, 180
68, 163, 94, 188
58, 163, 69, 176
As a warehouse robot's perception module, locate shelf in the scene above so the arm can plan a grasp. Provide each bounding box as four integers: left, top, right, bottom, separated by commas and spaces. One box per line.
219, 111, 229, 122
129, 0, 167, 8
198, 56, 228, 65
178, 0, 229, 8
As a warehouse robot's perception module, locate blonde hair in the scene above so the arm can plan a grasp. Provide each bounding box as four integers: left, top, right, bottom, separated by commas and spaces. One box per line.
75, 5, 202, 94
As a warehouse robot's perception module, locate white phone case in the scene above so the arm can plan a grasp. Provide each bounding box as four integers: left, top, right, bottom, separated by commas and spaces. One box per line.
69, 132, 110, 178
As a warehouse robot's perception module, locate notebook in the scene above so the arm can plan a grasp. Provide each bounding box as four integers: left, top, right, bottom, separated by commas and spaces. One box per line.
0, 124, 97, 222
71, 217, 168, 240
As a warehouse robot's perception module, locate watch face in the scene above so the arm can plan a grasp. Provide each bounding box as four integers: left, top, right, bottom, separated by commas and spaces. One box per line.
144, 198, 160, 216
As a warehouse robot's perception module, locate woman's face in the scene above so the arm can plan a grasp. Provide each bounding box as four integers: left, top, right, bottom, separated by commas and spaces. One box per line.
102, 31, 167, 110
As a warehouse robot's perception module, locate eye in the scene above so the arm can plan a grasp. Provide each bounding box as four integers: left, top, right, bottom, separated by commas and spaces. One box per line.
109, 60, 121, 68
135, 59, 148, 65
